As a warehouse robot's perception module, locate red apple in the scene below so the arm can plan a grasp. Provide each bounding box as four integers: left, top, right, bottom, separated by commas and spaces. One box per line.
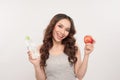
84, 35, 94, 44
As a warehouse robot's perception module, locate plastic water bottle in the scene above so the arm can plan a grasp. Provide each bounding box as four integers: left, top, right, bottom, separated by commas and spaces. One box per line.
25, 36, 40, 59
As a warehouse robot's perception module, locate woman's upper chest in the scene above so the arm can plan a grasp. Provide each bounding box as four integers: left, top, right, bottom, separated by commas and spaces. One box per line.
49, 45, 64, 56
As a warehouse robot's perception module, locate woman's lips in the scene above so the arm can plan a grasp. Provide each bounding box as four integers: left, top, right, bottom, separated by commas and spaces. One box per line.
56, 33, 64, 40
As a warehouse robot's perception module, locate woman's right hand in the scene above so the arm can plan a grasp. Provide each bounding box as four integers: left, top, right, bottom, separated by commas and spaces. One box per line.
27, 51, 41, 67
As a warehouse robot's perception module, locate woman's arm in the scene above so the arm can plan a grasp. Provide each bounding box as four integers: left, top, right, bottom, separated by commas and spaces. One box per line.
33, 64, 46, 80
28, 45, 46, 80
74, 43, 94, 80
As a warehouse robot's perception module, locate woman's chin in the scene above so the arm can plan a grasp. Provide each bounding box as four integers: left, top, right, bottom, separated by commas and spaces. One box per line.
54, 38, 62, 43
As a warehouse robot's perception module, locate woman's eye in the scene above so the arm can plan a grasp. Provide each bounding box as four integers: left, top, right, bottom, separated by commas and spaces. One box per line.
58, 25, 62, 28
66, 29, 70, 32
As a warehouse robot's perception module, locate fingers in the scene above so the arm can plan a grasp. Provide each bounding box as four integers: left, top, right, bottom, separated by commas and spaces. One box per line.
27, 51, 40, 60
85, 43, 94, 51
84, 43, 94, 55
27, 51, 33, 60
85, 43, 94, 47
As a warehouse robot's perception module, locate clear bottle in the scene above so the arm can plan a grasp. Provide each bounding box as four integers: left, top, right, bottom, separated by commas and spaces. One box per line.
25, 36, 40, 59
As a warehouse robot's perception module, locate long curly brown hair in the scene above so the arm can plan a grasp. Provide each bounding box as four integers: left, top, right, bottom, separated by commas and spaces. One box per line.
40, 13, 78, 67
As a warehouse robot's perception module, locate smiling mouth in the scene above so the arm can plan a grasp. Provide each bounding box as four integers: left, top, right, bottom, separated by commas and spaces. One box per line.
56, 33, 64, 40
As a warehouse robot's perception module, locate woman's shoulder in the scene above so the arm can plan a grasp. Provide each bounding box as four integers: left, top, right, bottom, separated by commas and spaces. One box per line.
36, 43, 43, 50
36, 43, 43, 55
75, 42, 79, 47
75, 42, 81, 53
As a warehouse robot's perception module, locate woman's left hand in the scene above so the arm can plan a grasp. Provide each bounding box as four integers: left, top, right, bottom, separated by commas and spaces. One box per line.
84, 43, 95, 55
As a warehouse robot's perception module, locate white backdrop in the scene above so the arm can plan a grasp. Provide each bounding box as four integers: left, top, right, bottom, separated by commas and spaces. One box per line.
0, 0, 120, 80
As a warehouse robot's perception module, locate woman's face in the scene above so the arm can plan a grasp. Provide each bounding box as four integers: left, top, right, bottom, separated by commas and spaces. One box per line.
52, 19, 71, 42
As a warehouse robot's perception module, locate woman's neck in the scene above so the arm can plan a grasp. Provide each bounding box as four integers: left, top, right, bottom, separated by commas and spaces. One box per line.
52, 40, 65, 52
49, 39, 64, 55
52, 39, 62, 47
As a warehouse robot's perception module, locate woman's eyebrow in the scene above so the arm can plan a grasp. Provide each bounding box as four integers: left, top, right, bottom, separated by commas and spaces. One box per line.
59, 23, 70, 29
59, 23, 64, 27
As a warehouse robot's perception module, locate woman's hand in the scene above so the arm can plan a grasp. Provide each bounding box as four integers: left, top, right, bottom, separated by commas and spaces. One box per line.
84, 43, 95, 55
27, 51, 41, 67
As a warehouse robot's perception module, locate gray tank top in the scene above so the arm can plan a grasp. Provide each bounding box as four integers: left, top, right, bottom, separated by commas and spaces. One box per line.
45, 53, 76, 80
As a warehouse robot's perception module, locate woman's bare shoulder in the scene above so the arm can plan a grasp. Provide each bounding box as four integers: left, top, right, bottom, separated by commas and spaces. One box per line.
75, 42, 81, 55
36, 43, 43, 50
75, 42, 80, 48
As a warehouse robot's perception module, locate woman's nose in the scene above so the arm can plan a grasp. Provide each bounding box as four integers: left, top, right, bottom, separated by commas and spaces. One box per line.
61, 29, 65, 34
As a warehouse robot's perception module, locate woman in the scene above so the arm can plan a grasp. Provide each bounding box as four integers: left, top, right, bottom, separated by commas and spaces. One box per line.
28, 13, 95, 80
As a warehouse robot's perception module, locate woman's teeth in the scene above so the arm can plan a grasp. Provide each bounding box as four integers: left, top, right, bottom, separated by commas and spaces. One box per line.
57, 33, 63, 39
